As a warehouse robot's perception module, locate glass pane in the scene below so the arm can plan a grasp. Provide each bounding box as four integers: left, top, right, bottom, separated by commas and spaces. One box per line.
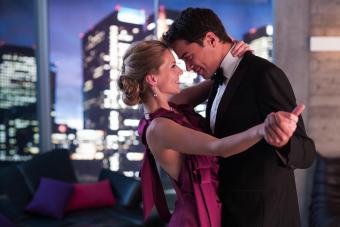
49, 1, 155, 180
160, 0, 273, 61
0, 0, 39, 161
48, 1, 273, 181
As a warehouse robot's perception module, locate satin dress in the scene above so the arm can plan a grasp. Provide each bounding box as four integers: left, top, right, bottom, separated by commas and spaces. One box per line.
138, 103, 221, 227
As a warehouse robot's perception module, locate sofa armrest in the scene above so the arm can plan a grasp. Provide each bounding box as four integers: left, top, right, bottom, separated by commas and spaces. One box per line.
0, 165, 33, 213
309, 154, 340, 227
0, 194, 23, 221
98, 169, 141, 209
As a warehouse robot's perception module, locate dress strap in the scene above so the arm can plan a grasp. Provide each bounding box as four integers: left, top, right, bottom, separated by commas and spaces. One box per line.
138, 118, 171, 222
140, 150, 171, 222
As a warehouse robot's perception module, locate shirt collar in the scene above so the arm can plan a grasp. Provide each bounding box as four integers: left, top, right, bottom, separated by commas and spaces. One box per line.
219, 43, 242, 80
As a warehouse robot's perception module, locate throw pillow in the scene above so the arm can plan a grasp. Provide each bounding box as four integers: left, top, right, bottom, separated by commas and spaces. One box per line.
25, 177, 73, 219
65, 180, 116, 212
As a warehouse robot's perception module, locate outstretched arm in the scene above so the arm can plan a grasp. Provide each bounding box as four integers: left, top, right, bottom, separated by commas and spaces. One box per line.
146, 117, 264, 158
147, 106, 302, 158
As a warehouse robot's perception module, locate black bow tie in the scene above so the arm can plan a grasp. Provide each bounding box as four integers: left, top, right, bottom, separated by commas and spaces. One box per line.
212, 67, 225, 85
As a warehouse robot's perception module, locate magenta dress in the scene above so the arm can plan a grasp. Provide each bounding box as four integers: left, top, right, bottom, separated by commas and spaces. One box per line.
138, 103, 221, 227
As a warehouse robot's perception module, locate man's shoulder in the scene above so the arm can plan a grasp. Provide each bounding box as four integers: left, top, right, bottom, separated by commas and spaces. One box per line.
245, 53, 278, 72
241, 53, 288, 82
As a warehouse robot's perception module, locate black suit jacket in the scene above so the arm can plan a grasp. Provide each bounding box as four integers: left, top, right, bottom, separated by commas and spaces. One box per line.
206, 52, 316, 227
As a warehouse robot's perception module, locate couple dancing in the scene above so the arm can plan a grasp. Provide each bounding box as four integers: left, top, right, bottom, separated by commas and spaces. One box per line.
118, 8, 316, 227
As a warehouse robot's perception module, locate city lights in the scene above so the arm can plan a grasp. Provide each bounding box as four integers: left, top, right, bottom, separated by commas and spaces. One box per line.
0, 45, 41, 158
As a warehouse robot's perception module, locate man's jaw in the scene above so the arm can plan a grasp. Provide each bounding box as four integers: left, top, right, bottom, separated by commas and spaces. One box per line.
195, 69, 213, 79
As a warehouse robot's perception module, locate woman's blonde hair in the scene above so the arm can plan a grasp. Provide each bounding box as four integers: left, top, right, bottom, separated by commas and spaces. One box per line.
118, 40, 168, 106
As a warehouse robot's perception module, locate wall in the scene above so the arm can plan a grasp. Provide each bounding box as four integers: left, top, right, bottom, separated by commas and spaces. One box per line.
309, 0, 340, 158
274, 0, 340, 226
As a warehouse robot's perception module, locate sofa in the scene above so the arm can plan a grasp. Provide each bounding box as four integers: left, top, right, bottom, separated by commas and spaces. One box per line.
0, 149, 165, 227
309, 154, 340, 227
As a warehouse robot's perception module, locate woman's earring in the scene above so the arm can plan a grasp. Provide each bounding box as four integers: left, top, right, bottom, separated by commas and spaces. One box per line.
152, 86, 157, 97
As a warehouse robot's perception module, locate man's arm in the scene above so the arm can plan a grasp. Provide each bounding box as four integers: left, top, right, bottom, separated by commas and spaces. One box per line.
257, 65, 316, 169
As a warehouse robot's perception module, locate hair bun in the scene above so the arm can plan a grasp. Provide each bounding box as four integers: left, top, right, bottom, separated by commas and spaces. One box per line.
118, 75, 142, 106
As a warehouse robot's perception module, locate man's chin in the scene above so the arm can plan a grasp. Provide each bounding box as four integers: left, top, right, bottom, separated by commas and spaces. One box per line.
201, 74, 213, 80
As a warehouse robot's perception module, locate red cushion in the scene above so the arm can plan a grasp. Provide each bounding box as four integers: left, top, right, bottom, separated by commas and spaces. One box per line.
65, 180, 116, 212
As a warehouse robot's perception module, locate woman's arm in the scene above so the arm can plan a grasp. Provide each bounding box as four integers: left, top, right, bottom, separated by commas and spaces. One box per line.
147, 106, 302, 158
169, 80, 213, 107
146, 117, 264, 158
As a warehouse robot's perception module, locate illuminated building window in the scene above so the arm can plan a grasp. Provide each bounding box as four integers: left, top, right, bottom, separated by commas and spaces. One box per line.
80, 7, 182, 174
109, 111, 119, 130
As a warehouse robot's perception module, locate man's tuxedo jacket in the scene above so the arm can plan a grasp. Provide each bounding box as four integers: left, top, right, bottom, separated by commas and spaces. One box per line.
206, 51, 316, 227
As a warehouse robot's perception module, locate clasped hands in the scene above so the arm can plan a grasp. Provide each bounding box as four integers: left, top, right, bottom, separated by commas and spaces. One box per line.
263, 104, 305, 147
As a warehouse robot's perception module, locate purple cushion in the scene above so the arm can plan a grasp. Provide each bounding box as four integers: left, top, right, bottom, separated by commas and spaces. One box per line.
26, 177, 73, 219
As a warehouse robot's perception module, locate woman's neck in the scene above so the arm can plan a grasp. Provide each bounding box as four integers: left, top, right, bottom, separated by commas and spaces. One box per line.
143, 94, 172, 115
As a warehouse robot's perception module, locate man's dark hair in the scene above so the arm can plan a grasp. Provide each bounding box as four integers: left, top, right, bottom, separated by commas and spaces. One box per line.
163, 8, 233, 46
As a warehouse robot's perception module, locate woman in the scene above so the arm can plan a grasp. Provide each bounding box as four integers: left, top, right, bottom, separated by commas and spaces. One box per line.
118, 40, 301, 227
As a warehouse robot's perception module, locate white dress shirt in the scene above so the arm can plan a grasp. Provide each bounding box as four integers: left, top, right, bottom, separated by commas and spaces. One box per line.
210, 48, 243, 133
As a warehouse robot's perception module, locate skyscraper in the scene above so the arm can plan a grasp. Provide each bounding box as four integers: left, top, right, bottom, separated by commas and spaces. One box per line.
145, 6, 180, 40
82, 7, 148, 174
146, 7, 204, 114
0, 44, 57, 159
243, 25, 273, 62
0, 44, 38, 158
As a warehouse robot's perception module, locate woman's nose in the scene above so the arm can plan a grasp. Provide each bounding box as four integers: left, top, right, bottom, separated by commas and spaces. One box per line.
176, 66, 183, 75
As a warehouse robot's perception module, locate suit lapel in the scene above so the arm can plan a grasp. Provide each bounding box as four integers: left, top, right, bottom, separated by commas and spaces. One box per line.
214, 52, 252, 134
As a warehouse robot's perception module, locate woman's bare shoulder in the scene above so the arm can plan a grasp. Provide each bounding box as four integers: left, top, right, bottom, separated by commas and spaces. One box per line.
147, 117, 176, 137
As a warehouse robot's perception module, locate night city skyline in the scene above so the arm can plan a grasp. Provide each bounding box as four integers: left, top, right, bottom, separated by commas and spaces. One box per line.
0, 0, 272, 129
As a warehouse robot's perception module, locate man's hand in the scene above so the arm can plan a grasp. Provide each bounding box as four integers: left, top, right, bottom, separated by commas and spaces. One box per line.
264, 104, 305, 147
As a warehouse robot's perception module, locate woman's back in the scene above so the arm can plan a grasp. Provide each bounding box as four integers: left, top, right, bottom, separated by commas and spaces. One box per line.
138, 103, 221, 227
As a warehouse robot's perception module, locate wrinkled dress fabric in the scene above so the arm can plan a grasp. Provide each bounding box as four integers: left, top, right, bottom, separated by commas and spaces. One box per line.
138, 103, 221, 227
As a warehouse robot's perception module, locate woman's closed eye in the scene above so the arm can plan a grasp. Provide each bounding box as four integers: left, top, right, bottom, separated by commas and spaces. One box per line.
170, 61, 177, 68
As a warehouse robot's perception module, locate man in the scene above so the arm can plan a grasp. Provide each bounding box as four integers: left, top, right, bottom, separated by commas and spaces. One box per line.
163, 8, 316, 227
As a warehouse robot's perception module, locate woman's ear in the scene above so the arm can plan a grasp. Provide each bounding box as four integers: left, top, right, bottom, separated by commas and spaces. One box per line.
145, 74, 157, 87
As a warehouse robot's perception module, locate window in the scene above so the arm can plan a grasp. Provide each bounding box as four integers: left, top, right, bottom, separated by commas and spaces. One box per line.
0, 0, 39, 160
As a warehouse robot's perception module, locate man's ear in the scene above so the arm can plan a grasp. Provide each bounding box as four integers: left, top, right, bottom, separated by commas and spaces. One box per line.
205, 32, 218, 47
145, 74, 157, 87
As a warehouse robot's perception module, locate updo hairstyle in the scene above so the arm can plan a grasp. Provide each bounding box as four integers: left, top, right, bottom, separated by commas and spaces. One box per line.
118, 40, 168, 106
